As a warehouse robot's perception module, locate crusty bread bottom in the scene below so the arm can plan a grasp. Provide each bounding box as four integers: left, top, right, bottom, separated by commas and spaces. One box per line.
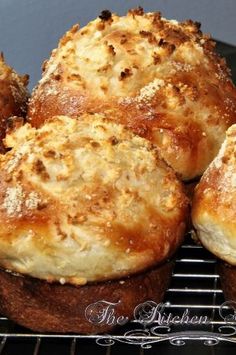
0, 261, 173, 334
218, 261, 236, 302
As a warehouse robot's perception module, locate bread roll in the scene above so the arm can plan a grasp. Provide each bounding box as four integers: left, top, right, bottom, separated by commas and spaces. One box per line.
192, 124, 236, 264
0, 113, 188, 285
0, 53, 29, 152
28, 8, 236, 180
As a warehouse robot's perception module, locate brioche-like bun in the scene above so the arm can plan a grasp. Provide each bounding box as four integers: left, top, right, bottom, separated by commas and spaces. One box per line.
0, 114, 188, 285
0, 53, 29, 152
28, 8, 236, 180
192, 124, 236, 264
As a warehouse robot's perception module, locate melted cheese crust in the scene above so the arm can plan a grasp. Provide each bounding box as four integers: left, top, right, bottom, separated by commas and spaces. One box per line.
0, 114, 188, 285
28, 8, 236, 180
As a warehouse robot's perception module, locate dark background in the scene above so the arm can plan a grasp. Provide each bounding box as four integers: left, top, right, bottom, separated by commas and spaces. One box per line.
0, 0, 236, 90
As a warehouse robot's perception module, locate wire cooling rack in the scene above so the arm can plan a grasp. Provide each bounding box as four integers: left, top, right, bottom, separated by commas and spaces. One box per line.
0, 233, 235, 355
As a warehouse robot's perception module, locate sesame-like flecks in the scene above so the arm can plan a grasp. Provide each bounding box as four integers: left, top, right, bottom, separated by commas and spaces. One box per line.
2, 185, 24, 216
25, 191, 41, 210
136, 78, 165, 102
2, 185, 41, 216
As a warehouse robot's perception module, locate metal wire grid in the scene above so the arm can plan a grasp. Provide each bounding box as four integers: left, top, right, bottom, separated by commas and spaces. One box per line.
0, 234, 231, 354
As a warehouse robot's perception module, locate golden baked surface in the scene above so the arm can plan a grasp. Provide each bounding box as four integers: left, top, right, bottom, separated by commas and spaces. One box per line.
0, 54, 29, 152
192, 124, 236, 264
0, 114, 188, 285
28, 7, 236, 180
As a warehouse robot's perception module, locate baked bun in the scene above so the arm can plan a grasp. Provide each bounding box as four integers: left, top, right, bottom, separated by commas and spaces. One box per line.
0, 114, 188, 285
0, 53, 29, 152
192, 124, 236, 264
28, 7, 236, 180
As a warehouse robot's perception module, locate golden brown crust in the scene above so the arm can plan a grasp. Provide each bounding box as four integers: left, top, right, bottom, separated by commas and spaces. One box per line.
28, 9, 236, 180
218, 262, 236, 302
192, 125, 236, 264
0, 114, 188, 285
0, 261, 173, 334
0, 53, 29, 152
184, 180, 198, 231
217, 261, 236, 302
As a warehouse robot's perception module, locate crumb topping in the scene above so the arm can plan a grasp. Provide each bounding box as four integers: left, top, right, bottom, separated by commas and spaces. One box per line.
25, 191, 41, 210
2, 185, 24, 216
2, 184, 42, 217
5, 152, 23, 173
0, 114, 188, 285
136, 78, 165, 102
28, 8, 236, 181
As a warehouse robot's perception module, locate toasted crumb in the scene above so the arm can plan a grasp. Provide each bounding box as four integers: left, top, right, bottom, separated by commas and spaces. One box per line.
137, 79, 165, 102
2, 185, 24, 216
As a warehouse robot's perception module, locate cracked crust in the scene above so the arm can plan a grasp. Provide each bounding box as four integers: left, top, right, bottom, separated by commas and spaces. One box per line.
28, 8, 236, 180
0, 53, 29, 152
0, 114, 188, 285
